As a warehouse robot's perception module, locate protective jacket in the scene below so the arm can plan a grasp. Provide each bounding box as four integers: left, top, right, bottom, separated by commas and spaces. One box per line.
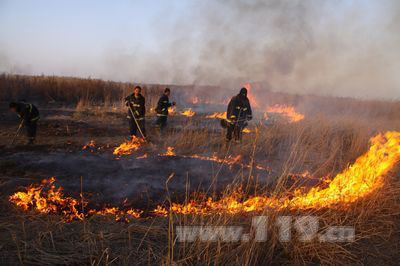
156, 95, 173, 116
125, 94, 146, 120
15, 102, 40, 124
226, 94, 252, 122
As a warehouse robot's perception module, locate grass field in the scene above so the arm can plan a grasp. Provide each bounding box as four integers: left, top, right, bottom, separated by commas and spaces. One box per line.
0, 74, 399, 265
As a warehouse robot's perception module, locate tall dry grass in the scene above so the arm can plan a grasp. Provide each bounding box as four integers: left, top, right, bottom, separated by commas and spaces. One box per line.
1, 74, 400, 264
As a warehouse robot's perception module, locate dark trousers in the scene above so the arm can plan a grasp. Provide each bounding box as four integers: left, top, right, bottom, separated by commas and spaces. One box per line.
25, 120, 37, 140
226, 121, 244, 142
156, 116, 168, 131
128, 118, 146, 138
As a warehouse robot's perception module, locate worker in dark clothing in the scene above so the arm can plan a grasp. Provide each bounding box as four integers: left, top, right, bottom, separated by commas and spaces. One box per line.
125, 86, 146, 138
9, 102, 40, 144
226, 88, 252, 143
155, 88, 176, 133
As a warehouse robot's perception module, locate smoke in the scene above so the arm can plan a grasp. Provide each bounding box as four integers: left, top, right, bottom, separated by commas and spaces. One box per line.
102, 0, 400, 99
1, 0, 399, 99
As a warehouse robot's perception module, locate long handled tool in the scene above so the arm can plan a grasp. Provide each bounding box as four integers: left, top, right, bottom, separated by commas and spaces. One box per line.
10, 120, 24, 145
128, 105, 147, 141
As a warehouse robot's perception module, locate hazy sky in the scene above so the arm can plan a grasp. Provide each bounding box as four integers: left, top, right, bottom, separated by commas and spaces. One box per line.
0, 0, 399, 99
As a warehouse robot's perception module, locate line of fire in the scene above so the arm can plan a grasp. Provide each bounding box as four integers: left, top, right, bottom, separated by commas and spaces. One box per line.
1, 1, 400, 264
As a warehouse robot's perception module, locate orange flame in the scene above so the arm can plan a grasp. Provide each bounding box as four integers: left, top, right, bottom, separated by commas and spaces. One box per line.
160, 147, 176, 156
12, 132, 399, 219
113, 136, 145, 156
243, 83, 259, 109
10, 178, 142, 222
9, 177, 85, 221
181, 108, 195, 117
89, 207, 142, 221
82, 140, 96, 151
242, 128, 252, 133
168, 106, 176, 115
206, 112, 227, 119
266, 104, 304, 123
163, 132, 400, 215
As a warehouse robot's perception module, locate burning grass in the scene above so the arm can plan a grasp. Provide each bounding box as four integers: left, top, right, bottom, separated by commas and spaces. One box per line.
2, 85, 400, 264
181, 108, 195, 117
9, 177, 143, 222
158, 132, 400, 215
113, 136, 146, 156
10, 132, 400, 218
266, 104, 305, 123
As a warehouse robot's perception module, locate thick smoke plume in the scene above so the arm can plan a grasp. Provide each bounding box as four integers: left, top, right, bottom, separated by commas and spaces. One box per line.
1, 0, 399, 99
103, 0, 400, 99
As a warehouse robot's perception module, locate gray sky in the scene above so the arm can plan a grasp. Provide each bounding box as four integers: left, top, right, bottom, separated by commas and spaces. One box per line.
0, 0, 399, 99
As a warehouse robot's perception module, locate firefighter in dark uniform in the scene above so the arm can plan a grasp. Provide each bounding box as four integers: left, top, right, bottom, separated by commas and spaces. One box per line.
226, 88, 252, 143
125, 86, 146, 138
155, 88, 176, 133
9, 102, 40, 144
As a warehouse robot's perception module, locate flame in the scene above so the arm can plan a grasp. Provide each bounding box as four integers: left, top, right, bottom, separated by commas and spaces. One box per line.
89, 207, 142, 221
9, 177, 85, 221
181, 108, 195, 117
160, 147, 176, 156
163, 132, 400, 215
242, 128, 252, 133
12, 132, 399, 219
243, 83, 260, 109
206, 112, 227, 119
113, 136, 145, 156
168, 106, 176, 115
82, 140, 96, 151
266, 104, 304, 123
153, 205, 169, 216
10, 178, 142, 221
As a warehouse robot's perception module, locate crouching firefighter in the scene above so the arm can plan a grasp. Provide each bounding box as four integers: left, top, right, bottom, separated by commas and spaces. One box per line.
125, 86, 146, 139
9, 102, 40, 145
226, 87, 252, 143
155, 88, 176, 133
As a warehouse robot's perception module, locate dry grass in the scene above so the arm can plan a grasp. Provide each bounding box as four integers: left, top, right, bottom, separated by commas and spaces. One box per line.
1, 74, 400, 265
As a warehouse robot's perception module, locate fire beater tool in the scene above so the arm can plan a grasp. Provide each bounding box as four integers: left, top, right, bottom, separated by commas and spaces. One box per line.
10, 120, 24, 146
128, 105, 147, 141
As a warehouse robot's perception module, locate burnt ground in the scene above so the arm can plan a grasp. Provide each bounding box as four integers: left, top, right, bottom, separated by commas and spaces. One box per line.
1, 103, 400, 265
0, 104, 280, 211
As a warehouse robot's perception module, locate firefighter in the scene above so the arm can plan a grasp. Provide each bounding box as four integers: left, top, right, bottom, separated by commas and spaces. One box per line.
226, 87, 252, 143
155, 88, 176, 133
125, 85, 146, 138
9, 101, 40, 144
